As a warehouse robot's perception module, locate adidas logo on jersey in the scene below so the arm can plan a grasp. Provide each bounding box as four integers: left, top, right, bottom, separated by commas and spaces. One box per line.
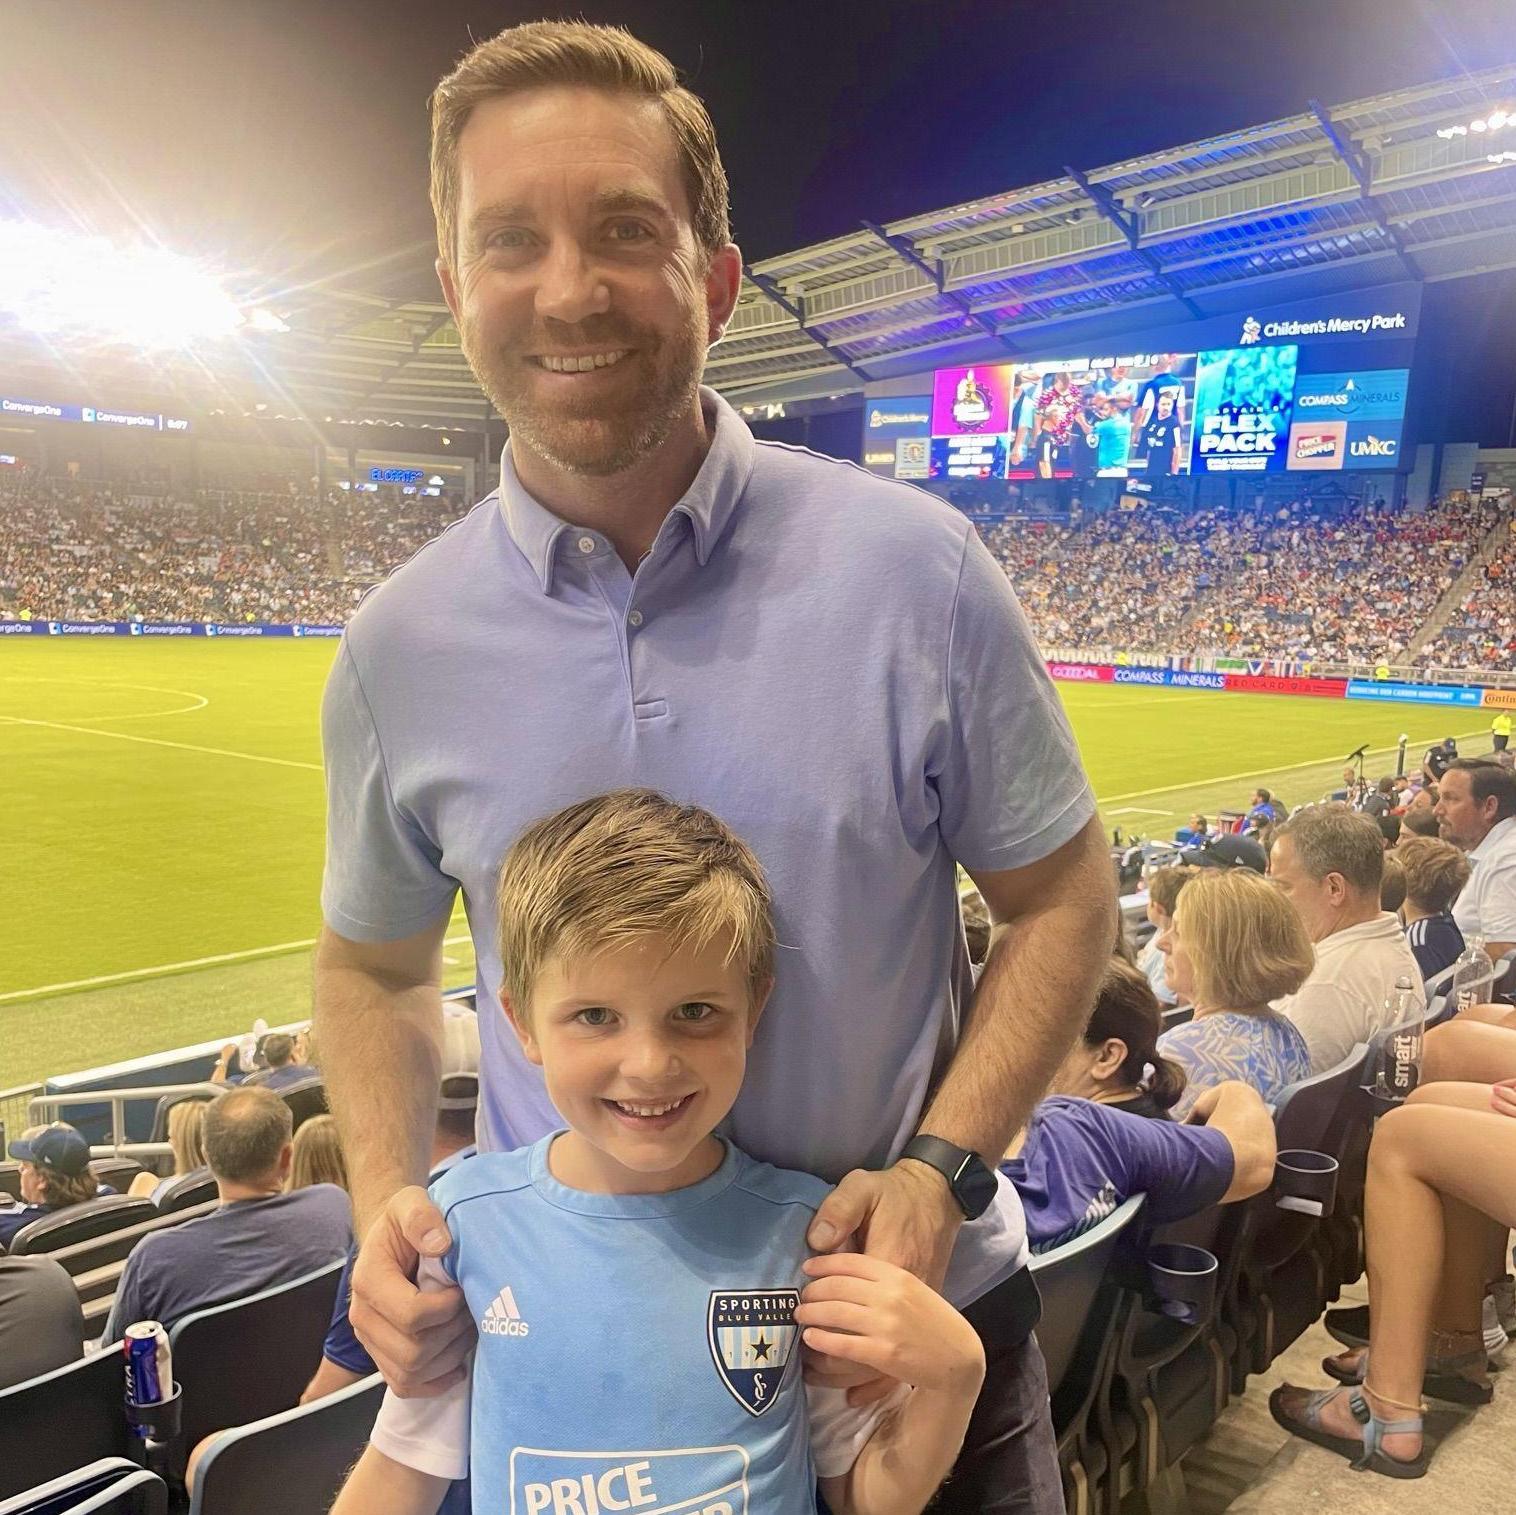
480, 1284, 530, 1337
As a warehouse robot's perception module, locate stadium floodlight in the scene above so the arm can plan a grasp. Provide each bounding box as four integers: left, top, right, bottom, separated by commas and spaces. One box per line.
0, 220, 279, 348
1438, 107, 1515, 140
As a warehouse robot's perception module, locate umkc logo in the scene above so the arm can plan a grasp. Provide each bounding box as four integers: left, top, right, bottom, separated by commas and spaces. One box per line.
1350, 433, 1397, 459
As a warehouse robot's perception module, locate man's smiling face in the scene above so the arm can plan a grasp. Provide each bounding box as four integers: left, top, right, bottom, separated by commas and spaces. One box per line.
438, 85, 739, 478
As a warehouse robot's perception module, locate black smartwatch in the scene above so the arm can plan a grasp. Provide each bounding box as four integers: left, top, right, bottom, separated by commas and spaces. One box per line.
900, 1135, 998, 1221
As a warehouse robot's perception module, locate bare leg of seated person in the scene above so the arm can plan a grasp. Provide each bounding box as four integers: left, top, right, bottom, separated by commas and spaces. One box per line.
1272, 1088, 1516, 1474
1422, 1019, 1516, 1084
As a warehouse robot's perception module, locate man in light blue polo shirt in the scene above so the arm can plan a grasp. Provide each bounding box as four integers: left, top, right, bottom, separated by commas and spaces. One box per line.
314, 21, 1113, 1514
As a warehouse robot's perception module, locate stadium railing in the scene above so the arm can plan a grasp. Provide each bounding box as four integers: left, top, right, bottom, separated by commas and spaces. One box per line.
27, 1083, 222, 1165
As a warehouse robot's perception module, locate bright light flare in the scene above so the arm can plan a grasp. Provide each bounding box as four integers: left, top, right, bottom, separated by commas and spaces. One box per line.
0, 220, 254, 347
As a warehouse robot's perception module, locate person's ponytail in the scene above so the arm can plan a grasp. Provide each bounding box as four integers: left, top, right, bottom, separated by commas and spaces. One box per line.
1144, 1053, 1188, 1112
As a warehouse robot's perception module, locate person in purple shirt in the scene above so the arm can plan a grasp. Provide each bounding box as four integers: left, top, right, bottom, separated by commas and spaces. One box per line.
1001, 1082, 1276, 1253
311, 21, 1114, 1514
0, 1125, 111, 1252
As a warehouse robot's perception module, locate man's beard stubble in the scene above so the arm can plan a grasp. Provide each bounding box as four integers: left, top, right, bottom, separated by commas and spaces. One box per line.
459, 305, 710, 479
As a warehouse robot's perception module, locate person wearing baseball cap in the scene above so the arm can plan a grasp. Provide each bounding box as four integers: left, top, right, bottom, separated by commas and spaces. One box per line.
0, 1124, 104, 1251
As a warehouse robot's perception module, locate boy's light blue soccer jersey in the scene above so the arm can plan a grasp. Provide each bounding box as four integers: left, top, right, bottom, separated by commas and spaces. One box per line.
370, 1136, 881, 1515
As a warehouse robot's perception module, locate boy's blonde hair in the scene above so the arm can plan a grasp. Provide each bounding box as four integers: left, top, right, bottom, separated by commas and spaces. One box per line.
1173, 868, 1314, 1010
497, 790, 774, 1017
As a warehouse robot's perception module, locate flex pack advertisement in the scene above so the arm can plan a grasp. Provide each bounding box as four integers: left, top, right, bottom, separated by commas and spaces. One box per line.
1189, 344, 1299, 473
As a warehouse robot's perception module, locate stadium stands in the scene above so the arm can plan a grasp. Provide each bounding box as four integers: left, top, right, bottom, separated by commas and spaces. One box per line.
8, 462, 1506, 678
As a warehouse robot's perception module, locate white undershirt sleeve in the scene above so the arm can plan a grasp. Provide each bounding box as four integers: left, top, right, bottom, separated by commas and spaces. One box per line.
805, 1380, 912, 1478
366, 1256, 472, 1480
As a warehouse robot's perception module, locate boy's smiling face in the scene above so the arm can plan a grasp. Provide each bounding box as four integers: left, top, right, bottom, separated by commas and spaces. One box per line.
504, 931, 768, 1194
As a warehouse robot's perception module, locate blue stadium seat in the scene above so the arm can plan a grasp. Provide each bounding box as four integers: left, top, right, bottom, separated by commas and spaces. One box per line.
89, 1158, 146, 1194
0, 1347, 133, 1501
166, 1260, 345, 1479
8, 1196, 158, 1257
152, 1170, 217, 1214
0, 1459, 166, 1515
1029, 1196, 1146, 1515
278, 1079, 329, 1132
187, 1375, 384, 1515
148, 1091, 216, 1146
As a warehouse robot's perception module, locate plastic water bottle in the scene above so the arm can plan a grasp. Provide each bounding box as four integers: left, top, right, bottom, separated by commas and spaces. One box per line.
1384, 975, 1423, 1099
1452, 936, 1496, 1014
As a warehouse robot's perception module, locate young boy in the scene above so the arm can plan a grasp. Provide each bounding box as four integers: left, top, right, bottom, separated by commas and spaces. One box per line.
334, 790, 985, 1515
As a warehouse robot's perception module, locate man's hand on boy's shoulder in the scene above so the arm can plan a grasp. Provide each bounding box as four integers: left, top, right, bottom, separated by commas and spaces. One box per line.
805, 1160, 963, 1293
795, 1252, 985, 1397
350, 1185, 475, 1398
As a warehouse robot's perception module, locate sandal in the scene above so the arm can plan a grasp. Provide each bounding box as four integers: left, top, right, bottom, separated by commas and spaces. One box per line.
1322, 1343, 1492, 1405
1269, 1384, 1428, 1479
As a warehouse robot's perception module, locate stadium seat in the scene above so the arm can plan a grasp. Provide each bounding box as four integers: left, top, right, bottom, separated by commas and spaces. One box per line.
152, 1169, 217, 1214
278, 1079, 329, 1132
1159, 1005, 1193, 1031
1238, 1047, 1366, 1374
187, 1374, 384, 1515
0, 1459, 168, 1515
45, 1200, 218, 1286
0, 1163, 22, 1202
1029, 1196, 1146, 1515
7, 1196, 158, 1257
89, 1158, 146, 1193
0, 1346, 134, 1500
166, 1260, 345, 1478
148, 1091, 216, 1146
1424, 991, 1452, 1029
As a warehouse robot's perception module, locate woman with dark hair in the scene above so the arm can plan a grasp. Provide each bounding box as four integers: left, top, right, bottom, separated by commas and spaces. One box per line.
1047, 957, 1187, 1119
1000, 957, 1276, 1253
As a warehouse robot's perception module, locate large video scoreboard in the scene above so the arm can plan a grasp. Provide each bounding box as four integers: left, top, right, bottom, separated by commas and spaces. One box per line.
861, 281, 1421, 485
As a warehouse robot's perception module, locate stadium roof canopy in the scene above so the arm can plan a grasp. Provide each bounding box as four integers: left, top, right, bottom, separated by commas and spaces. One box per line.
6, 63, 1516, 430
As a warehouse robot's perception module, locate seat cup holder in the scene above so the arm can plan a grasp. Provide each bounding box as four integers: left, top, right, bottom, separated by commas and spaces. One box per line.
1147, 1242, 1218, 1325
1274, 1149, 1338, 1216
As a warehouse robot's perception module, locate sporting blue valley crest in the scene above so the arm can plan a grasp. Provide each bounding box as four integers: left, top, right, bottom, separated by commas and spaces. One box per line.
707, 1290, 799, 1416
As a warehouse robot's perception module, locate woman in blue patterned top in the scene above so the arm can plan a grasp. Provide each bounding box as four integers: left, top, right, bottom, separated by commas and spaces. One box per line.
1155, 869, 1315, 1117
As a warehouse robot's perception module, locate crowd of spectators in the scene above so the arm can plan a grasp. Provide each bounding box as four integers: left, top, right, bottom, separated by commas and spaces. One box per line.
985, 491, 1508, 669
1, 466, 1509, 673
0, 469, 462, 625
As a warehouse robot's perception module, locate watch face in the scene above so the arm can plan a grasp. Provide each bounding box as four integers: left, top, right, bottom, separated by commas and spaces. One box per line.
958, 1155, 999, 1219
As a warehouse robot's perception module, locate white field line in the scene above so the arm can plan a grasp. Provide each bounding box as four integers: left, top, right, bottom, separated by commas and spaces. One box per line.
1096, 727, 1488, 807
1, 935, 475, 1005
0, 715, 321, 771
0, 677, 211, 721
1107, 807, 1170, 816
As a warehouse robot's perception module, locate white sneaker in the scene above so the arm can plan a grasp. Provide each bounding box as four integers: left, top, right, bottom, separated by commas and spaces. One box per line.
1482, 1294, 1509, 1356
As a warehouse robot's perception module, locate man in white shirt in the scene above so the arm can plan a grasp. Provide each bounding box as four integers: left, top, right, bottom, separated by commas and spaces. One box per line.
1437, 760, 1516, 966
1267, 806, 1425, 1070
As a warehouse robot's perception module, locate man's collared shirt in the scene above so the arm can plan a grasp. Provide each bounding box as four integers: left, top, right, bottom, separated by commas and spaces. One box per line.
1274, 912, 1426, 1072
321, 388, 1095, 1304
1452, 816, 1516, 950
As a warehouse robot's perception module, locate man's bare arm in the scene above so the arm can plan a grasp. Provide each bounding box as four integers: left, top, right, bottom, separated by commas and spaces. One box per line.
923, 816, 1116, 1165
313, 919, 448, 1234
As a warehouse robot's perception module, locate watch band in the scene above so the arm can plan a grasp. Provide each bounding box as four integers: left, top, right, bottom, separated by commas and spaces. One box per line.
901, 1134, 995, 1220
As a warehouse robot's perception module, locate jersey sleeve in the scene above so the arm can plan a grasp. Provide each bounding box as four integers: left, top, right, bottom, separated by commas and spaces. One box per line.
931, 530, 1096, 874
366, 1256, 471, 1480
320, 639, 458, 942
805, 1381, 912, 1478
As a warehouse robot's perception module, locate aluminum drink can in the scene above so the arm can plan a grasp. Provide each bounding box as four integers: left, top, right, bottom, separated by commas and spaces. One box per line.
124, 1321, 173, 1406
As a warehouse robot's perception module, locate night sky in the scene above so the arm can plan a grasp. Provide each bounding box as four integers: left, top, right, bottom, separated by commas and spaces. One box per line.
4, 0, 1516, 438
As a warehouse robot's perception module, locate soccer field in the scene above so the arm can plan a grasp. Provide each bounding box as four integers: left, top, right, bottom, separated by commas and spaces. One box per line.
1, 642, 1488, 1089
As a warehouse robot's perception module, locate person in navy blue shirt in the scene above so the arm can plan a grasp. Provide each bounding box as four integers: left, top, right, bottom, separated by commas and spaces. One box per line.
0, 1125, 109, 1252
1396, 835, 1470, 984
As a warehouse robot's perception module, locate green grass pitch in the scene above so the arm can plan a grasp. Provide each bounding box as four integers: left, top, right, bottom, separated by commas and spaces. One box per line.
0, 641, 1489, 1090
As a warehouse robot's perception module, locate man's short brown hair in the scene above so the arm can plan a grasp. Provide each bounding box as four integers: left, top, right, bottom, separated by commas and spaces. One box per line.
1146, 864, 1197, 919
429, 20, 731, 265
203, 1087, 293, 1185
1396, 835, 1472, 915
497, 789, 774, 1018
1446, 758, 1516, 822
